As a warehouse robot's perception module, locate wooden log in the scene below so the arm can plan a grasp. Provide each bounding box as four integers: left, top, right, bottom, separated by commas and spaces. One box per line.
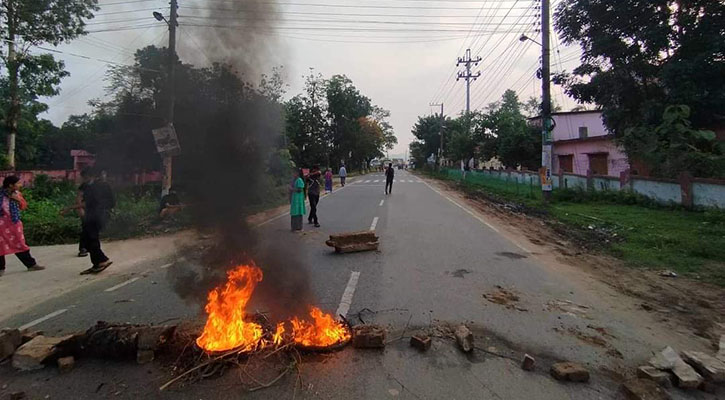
335, 241, 379, 254
327, 231, 378, 247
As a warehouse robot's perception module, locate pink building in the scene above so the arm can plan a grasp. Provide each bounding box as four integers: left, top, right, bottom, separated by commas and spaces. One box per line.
549, 110, 629, 177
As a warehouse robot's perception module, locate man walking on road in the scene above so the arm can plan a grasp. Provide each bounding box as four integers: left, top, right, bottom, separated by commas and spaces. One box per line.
338, 163, 347, 187
307, 165, 321, 227
385, 162, 394, 195
75, 168, 115, 275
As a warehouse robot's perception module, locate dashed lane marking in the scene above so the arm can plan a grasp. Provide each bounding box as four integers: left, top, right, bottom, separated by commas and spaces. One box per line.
370, 216, 379, 230
19, 309, 68, 331
335, 271, 360, 319
104, 277, 140, 292
379, 199, 384, 206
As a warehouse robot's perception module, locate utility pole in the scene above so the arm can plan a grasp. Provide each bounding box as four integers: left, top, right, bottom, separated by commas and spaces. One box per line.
456, 49, 481, 114
540, 0, 553, 201
5, 0, 19, 169
161, 0, 178, 196
429, 103, 444, 167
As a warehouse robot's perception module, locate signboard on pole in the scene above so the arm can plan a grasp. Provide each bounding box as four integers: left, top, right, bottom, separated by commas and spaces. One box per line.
540, 144, 553, 191
152, 124, 181, 156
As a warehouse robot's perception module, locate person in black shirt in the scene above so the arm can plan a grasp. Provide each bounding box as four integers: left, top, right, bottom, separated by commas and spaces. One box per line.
70, 168, 115, 274
307, 165, 321, 227
385, 163, 395, 195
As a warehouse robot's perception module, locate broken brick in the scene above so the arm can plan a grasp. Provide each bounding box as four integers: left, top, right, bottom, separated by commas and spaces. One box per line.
136, 350, 154, 364
521, 354, 536, 371
20, 330, 42, 345
352, 325, 386, 349
57, 356, 74, 373
12, 335, 74, 371
671, 360, 703, 389
636, 366, 672, 388
410, 333, 431, 351
648, 346, 680, 370
681, 351, 725, 382
550, 361, 590, 383
9, 392, 26, 400
622, 379, 671, 400
454, 325, 474, 353
0, 328, 22, 359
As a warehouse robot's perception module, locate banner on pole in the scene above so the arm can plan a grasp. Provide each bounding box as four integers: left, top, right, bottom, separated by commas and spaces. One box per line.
152, 124, 181, 156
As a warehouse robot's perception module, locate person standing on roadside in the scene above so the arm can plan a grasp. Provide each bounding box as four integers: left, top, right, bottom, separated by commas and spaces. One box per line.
290, 169, 306, 231
61, 172, 91, 257
324, 168, 333, 193
385, 162, 395, 195
0, 176, 45, 276
307, 165, 321, 227
338, 163, 347, 187
71, 168, 115, 275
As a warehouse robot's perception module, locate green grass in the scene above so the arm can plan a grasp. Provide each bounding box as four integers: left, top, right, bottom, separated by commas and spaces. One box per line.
423, 168, 725, 286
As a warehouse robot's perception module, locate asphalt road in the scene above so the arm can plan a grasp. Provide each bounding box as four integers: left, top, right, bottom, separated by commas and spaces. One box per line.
0, 171, 718, 399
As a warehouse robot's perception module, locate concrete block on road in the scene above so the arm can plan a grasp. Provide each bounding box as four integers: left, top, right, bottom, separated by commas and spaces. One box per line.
682, 351, 725, 382
410, 333, 431, 351
137, 350, 155, 364
57, 356, 74, 373
352, 325, 386, 349
0, 328, 22, 360
521, 354, 536, 371
636, 366, 672, 388
648, 346, 680, 370
622, 379, 671, 400
671, 360, 703, 389
454, 325, 474, 353
12, 335, 73, 371
550, 361, 590, 383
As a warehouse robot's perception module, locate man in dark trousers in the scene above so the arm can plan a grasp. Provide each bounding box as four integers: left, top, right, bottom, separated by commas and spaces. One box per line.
385, 162, 395, 195
307, 165, 321, 227
77, 167, 115, 274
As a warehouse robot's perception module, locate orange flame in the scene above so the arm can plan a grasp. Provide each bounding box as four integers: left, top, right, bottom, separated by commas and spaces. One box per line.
196, 264, 350, 352
291, 306, 351, 348
196, 264, 264, 352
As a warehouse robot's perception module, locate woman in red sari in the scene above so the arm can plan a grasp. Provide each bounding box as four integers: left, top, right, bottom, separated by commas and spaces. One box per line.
0, 176, 45, 276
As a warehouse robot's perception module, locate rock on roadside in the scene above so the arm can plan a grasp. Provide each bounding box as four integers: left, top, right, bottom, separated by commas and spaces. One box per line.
0, 328, 22, 359
622, 379, 671, 400
12, 335, 75, 371
550, 361, 590, 383
636, 366, 672, 388
681, 351, 725, 383
454, 325, 474, 353
648, 346, 704, 389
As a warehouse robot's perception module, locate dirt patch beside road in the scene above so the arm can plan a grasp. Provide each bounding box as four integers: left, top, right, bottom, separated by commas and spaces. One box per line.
431, 178, 725, 348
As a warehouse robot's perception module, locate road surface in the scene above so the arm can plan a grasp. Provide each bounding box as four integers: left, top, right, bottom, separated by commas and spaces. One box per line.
0, 171, 718, 399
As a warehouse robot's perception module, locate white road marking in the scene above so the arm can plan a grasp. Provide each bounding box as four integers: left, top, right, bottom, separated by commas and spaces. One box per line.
104, 277, 140, 292
379, 199, 384, 206
335, 271, 360, 319
19, 309, 68, 330
370, 216, 379, 230
159, 263, 173, 269
373, 180, 380, 183
364, 180, 371, 183
420, 179, 532, 253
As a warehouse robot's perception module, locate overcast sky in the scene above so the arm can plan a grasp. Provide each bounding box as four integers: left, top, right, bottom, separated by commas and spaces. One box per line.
42, 0, 581, 158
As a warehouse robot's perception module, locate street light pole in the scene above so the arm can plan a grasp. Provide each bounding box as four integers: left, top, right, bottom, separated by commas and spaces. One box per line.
540, 0, 553, 201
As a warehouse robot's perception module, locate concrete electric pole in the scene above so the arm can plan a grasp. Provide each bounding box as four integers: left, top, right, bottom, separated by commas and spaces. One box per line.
429, 102, 444, 167
456, 49, 481, 114
156, 0, 178, 197
540, 0, 553, 201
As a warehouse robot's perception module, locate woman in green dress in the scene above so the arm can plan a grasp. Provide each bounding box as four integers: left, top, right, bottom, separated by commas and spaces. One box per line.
290, 169, 306, 231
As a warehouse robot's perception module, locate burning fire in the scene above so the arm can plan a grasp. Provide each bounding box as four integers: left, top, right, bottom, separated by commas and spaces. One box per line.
196, 264, 350, 352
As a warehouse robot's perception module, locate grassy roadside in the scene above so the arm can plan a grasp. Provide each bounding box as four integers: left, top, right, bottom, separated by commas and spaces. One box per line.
423, 168, 725, 287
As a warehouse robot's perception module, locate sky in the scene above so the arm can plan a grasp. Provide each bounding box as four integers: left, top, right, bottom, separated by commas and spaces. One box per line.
41, 0, 582, 159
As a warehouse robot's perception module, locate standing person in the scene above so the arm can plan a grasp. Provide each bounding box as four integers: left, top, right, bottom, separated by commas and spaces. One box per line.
338, 163, 347, 187
0, 176, 45, 276
307, 165, 321, 227
385, 162, 395, 195
461, 159, 467, 180
324, 168, 333, 193
290, 169, 306, 231
74, 168, 115, 275
61, 173, 90, 257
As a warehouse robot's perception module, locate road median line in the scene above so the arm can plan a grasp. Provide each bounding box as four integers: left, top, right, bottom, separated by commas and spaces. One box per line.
335, 271, 360, 319
19, 309, 68, 330
104, 277, 140, 292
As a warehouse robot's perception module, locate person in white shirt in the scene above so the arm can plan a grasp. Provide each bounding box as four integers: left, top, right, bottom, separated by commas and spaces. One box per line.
338, 163, 347, 187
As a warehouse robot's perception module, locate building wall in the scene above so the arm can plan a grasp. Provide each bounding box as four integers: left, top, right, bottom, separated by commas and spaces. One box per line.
551, 112, 609, 141
552, 139, 630, 177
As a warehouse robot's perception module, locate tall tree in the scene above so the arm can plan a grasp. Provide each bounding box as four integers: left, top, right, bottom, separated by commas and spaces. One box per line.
555, 0, 725, 177
1, 0, 98, 169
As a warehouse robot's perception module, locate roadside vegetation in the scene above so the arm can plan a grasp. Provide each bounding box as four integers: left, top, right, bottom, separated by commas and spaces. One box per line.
427, 168, 725, 287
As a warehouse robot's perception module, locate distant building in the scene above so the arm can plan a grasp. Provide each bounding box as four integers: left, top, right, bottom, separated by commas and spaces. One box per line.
533, 111, 629, 177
